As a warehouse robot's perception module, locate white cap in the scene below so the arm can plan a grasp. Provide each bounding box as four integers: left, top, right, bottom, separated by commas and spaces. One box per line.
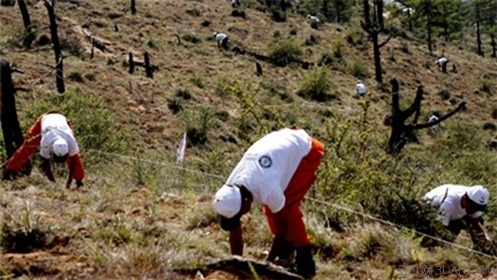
213, 184, 241, 218
467, 185, 489, 206
53, 138, 69, 157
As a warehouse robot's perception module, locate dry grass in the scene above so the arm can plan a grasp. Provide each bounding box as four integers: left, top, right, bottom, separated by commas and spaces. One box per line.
1, 0, 497, 279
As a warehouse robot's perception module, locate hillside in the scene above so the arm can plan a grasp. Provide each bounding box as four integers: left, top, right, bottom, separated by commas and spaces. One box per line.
1, 0, 497, 279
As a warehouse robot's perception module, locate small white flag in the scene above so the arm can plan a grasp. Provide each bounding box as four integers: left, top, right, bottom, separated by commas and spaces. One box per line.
176, 132, 187, 163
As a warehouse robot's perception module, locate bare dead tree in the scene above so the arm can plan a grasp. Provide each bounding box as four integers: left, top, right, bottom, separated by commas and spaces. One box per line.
361, 0, 390, 83
44, 0, 65, 93
18, 0, 35, 48
128, 52, 135, 74
385, 78, 466, 155
128, 52, 158, 77
0, 60, 32, 177
144, 52, 153, 78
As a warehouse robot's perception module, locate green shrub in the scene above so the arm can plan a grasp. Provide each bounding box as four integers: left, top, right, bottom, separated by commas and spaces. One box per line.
437, 90, 450, 100
68, 72, 84, 83
189, 72, 204, 88
181, 106, 218, 147
175, 88, 193, 100
270, 7, 286, 22
313, 114, 443, 239
186, 8, 202, 17
181, 31, 201, 44
481, 78, 493, 93
296, 67, 334, 102
456, 151, 497, 182
346, 58, 367, 78
438, 121, 484, 153
267, 39, 303, 67
167, 97, 184, 114
231, 9, 247, 19
491, 107, 497, 119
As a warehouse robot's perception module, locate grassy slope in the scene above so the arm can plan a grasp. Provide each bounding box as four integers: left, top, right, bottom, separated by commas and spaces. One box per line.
0, 0, 497, 279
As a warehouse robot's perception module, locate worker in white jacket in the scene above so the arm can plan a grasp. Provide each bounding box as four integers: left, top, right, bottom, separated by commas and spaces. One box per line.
422, 184, 492, 244
307, 14, 320, 23
356, 80, 367, 96
213, 32, 229, 49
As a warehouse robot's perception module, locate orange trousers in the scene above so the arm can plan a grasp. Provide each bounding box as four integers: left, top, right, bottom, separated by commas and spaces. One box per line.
6, 114, 85, 181
263, 137, 325, 247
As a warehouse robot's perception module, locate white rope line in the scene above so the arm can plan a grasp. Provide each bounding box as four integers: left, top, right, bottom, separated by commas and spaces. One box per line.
4, 147, 497, 260
305, 197, 497, 260
84, 149, 497, 260
85, 149, 226, 180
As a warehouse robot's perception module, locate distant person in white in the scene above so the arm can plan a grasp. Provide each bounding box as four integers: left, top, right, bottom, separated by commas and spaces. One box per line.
356, 80, 367, 96
428, 113, 442, 130
435, 57, 448, 71
213, 32, 229, 49
422, 184, 491, 242
307, 14, 320, 23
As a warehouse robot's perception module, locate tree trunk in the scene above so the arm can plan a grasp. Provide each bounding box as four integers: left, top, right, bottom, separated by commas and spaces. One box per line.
372, 32, 382, 83
426, 0, 433, 55
131, 0, 136, 14
442, 3, 449, 42
18, 0, 35, 48
144, 52, 153, 78
128, 52, 135, 74
375, 0, 383, 30
491, 33, 496, 58
407, 8, 412, 31
44, 0, 65, 93
387, 79, 403, 154
335, 0, 340, 23
0, 61, 24, 159
363, 0, 370, 28
476, 4, 484, 57
322, 0, 328, 19
0, 61, 32, 176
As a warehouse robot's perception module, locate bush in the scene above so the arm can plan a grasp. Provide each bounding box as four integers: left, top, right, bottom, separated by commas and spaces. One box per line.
167, 97, 184, 114
68, 72, 84, 83
267, 39, 303, 67
181, 30, 201, 44
270, 7, 286, 22
481, 78, 493, 93
181, 106, 218, 147
186, 9, 202, 17
437, 90, 450, 100
297, 67, 334, 102
231, 9, 247, 19
346, 58, 367, 78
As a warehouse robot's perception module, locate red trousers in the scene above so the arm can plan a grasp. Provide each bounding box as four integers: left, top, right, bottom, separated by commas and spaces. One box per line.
6, 115, 85, 181
263, 137, 325, 247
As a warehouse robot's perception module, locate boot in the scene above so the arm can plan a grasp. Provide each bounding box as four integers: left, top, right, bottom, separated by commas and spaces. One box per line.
275, 240, 295, 267
294, 244, 316, 279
